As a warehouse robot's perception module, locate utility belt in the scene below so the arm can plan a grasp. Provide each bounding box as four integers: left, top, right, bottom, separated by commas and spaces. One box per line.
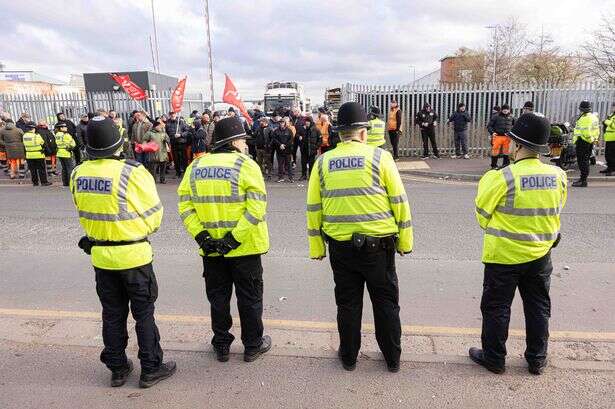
78, 236, 149, 255
326, 233, 395, 253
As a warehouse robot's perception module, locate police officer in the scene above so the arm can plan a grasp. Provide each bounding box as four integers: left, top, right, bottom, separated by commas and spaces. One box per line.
54, 122, 76, 186
367, 106, 386, 148
306, 102, 413, 372
470, 113, 567, 375
70, 117, 176, 388
22, 121, 51, 186
602, 102, 615, 176
177, 116, 271, 363
572, 101, 600, 187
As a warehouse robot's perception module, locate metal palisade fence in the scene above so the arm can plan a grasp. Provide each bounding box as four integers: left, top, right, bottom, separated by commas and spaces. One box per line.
343, 82, 615, 157
0, 90, 209, 125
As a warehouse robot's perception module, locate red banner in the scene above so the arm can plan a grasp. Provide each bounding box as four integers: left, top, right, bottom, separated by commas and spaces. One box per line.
171, 76, 187, 113
222, 74, 252, 125
110, 73, 147, 101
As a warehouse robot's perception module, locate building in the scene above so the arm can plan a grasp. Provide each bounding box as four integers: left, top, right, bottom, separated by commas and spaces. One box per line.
440, 49, 486, 85
0, 70, 64, 85
83, 71, 178, 93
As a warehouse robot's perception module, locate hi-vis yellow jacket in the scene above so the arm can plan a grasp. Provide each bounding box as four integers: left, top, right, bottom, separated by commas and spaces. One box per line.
603, 112, 615, 142
475, 158, 567, 265
23, 130, 45, 159
70, 159, 163, 270
573, 112, 600, 144
177, 151, 269, 257
306, 140, 413, 259
367, 118, 386, 147
54, 131, 76, 158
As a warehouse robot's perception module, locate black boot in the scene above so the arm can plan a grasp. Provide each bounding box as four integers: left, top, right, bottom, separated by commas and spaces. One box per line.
244, 335, 272, 362
110, 359, 133, 387
528, 360, 548, 375
572, 179, 588, 187
468, 347, 505, 374
338, 349, 356, 372
139, 361, 177, 388
387, 360, 400, 373
490, 156, 498, 169
214, 345, 230, 362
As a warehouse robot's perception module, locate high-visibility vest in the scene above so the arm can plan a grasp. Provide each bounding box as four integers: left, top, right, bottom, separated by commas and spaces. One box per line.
23, 131, 45, 159
475, 158, 567, 265
573, 113, 600, 144
54, 131, 76, 158
604, 113, 615, 142
177, 151, 269, 257
306, 140, 413, 259
367, 118, 386, 147
70, 159, 163, 270
387, 108, 401, 131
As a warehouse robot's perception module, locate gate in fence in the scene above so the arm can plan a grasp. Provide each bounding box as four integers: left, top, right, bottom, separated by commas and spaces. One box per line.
343, 82, 615, 157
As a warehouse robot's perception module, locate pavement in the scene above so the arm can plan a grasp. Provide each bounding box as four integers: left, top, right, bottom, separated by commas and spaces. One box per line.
395, 154, 615, 183
0, 170, 614, 407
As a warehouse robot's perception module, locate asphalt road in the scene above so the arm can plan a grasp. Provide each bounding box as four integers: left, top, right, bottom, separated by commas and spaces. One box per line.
0, 177, 614, 332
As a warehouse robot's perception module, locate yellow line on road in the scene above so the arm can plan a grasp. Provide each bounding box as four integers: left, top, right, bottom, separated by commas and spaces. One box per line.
1, 308, 614, 342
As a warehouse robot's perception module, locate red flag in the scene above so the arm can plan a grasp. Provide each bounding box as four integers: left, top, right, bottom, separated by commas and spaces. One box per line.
222, 74, 253, 125
110, 73, 147, 101
171, 76, 187, 113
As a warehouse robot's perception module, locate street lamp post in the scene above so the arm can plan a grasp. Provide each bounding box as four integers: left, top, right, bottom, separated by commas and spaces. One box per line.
204, 0, 215, 111
486, 25, 499, 85
409, 65, 416, 87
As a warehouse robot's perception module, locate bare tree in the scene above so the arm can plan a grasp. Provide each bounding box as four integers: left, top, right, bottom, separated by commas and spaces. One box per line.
485, 18, 530, 84
516, 29, 585, 85
583, 14, 615, 82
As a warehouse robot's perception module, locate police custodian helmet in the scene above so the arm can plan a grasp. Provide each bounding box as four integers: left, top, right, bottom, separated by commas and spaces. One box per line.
334, 102, 371, 131
212, 116, 248, 151
507, 113, 551, 154
86, 116, 123, 158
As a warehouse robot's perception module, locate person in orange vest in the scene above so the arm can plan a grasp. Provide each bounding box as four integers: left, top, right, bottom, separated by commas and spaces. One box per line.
487, 104, 515, 169
387, 100, 402, 160
316, 110, 333, 154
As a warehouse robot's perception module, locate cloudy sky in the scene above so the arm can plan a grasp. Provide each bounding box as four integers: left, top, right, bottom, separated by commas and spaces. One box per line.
1, 0, 609, 105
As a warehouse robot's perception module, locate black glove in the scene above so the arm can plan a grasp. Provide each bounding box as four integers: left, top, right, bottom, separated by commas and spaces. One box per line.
78, 236, 93, 255
214, 232, 241, 255
195, 231, 217, 255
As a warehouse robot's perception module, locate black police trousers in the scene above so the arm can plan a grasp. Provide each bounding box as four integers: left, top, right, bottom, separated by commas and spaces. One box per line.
576, 139, 592, 180
202, 255, 264, 352
329, 238, 401, 366
481, 253, 552, 368
95, 263, 163, 373
26, 159, 48, 185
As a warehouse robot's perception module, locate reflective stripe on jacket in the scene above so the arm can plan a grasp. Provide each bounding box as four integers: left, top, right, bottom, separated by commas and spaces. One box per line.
573, 113, 600, 144
475, 158, 567, 265
177, 151, 269, 257
306, 140, 413, 259
54, 132, 76, 158
70, 159, 163, 270
22, 131, 45, 159
367, 118, 386, 147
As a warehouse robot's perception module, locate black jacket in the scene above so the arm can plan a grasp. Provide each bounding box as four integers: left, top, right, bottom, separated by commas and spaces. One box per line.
415, 110, 438, 130
35, 126, 57, 156
448, 111, 471, 131
302, 124, 322, 155
16, 118, 28, 132
165, 118, 188, 145
272, 127, 292, 151
254, 125, 272, 149
487, 113, 515, 135
77, 121, 88, 146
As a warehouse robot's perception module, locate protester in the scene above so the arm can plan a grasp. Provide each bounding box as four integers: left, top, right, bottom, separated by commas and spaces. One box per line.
284, 116, 296, 168
132, 111, 152, 165
254, 116, 273, 179
290, 108, 305, 168
300, 115, 321, 181
522, 101, 534, 115
165, 111, 188, 177
0, 118, 25, 179
487, 103, 515, 169
272, 118, 293, 183
448, 102, 472, 159
416, 103, 440, 159
316, 112, 333, 154
387, 100, 403, 160
143, 120, 170, 184
16, 113, 31, 132
36, 120, 58, 175
96, 108, 109, 118
76, 114, 89, 163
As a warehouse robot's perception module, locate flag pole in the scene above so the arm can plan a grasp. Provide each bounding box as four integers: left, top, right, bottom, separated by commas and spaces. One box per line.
204, 0, 215, 111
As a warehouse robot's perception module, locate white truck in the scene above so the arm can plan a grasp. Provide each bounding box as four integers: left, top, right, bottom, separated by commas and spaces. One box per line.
264, 81, 310, 115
